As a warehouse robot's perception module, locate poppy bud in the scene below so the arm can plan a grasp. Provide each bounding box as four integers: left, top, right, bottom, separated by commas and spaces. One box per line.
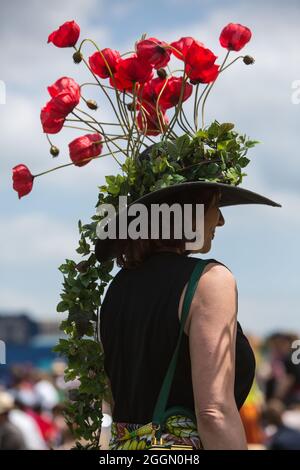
127, 102, 135, 111
243, 55, 255, 65
157, 68, 167, 79
86, 99, 98, 110
50, 145, 60, 157
73, 50, 83, 64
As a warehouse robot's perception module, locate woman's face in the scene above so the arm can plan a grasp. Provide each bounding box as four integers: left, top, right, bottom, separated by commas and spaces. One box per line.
198, 192, 225, 253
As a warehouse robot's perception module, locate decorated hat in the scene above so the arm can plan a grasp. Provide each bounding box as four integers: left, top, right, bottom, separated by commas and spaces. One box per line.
11, 20, 281, 262
95, 136, 281, 261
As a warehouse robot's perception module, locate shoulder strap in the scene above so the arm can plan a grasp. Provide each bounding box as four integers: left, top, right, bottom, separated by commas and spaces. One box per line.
152, 258, 215, 429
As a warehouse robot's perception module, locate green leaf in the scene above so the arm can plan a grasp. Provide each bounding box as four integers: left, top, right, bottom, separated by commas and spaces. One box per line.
206, 162, 220, 176
218, 122, 235, 137
175, 134, 190, 157
56, 301, 69, 312
195, 129, 208, 139
166, 141, 178, 159
207, 121, 219, 139
239, 157, 250, 167
245, 140, 260, 148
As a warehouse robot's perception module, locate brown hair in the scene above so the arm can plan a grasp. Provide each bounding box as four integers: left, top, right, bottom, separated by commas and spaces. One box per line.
117, 187, 219, 269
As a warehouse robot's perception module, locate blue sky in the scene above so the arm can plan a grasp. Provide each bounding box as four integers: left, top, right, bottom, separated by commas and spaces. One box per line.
0, 0, 299, 335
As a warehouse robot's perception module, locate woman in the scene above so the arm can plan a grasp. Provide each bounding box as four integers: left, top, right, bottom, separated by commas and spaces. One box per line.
98, 183, 264, 450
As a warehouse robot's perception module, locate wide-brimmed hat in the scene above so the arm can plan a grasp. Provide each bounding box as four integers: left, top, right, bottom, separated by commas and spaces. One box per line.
95, 175, 281, 262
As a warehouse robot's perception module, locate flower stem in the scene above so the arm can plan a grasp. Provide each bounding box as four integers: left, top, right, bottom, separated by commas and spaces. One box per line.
64, 124, 96, 132
46, 134, 55, 147
201, 51, 230, 128
219, 55, 243, 73
66, 118, 123, 127
34, 150, 124, 178
71, 110, 100, 134
163, 67, 188, 141
78, 40, 131, 134
74, 43, 129, 134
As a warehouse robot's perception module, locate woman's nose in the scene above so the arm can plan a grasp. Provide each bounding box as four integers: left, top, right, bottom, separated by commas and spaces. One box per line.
217, 209, 225, 227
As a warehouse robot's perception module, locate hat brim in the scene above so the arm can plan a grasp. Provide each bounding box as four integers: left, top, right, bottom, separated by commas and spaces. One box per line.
95, 181, 281, 262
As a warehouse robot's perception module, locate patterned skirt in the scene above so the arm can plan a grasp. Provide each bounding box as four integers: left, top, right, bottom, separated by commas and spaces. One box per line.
109, 414, 203, 450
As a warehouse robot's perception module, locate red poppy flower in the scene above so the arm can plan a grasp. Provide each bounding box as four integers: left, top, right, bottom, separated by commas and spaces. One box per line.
41, 77, 81, 133
184, 41, 219, 84
185, 41, 217, 69
137, 107, 169, 136
69, 133, 103, 167
137, 77, 166, 110
50, 90, 80, 117
47, 77, 80, 101
109, 74, 133, 92
136, 37, 171, 69
89, 49, 121, 79
170, 37, 204, 60
187, 64, 219, 84
12, 164, 34, 199
156, 77, 193, 109
47, 20, 80, 48
219, 23, 252, 52
40, 101, 65, 134
112, 55, 154, 91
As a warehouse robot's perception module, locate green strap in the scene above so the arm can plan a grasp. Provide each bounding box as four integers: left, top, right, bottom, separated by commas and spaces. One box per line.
152, 259, 214, 431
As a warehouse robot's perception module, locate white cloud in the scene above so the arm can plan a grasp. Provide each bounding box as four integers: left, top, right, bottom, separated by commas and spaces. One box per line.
0, 213, 78, 265
0, 286, 58, 320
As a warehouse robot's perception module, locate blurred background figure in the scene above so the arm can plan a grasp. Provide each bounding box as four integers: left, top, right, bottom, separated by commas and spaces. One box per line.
0, 391, 26, 450
263, 333, 300, 406
262, 399, 300, 450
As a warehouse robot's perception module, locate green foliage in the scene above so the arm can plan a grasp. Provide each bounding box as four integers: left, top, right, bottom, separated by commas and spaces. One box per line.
124, 121, 259, 196
56, 220, 114, 449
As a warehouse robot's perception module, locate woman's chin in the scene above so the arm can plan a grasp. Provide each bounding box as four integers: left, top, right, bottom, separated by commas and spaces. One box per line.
191, 241, 211, 254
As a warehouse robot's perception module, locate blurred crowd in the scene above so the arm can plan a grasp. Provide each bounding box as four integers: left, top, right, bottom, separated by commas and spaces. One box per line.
1, 331, 300, 450
240, 332, 300, 450
0, 361, 77, 450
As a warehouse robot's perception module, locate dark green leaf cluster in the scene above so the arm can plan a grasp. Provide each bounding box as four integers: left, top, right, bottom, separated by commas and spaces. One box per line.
102, 122, 259, 201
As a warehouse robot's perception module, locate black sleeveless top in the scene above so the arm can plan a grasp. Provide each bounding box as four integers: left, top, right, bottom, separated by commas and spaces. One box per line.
100, 252, 256, 424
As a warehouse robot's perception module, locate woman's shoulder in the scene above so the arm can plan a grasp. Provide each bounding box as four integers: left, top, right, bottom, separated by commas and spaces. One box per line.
203, 257, 233, 274
189, 257, 235, 289
197, 262, 236, 295
190, 260, 237, 320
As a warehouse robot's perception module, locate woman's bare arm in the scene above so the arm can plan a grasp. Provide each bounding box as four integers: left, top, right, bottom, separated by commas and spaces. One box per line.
187, 263, 247, 450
